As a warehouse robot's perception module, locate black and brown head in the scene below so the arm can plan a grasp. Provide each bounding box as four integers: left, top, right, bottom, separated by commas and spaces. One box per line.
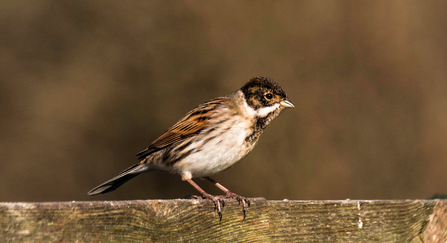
241, 76, 294, 110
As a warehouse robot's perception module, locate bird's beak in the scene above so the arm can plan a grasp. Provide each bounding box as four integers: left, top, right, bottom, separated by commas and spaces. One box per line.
280, 98, 294, 108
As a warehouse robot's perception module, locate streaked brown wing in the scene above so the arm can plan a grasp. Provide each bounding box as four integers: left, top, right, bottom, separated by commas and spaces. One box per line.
150, 114, 209, 148
136, 98, 224, 160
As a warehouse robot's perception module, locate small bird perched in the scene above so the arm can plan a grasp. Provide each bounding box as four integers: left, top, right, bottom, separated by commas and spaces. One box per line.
88, 76, 294, 219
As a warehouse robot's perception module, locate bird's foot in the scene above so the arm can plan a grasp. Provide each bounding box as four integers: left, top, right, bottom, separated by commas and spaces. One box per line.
203, 193, 225, 220
225, 191, 250, 219
189, 193, 225, 220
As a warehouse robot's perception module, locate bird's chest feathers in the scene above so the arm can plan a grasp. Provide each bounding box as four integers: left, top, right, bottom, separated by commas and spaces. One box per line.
174, 118, 254, 178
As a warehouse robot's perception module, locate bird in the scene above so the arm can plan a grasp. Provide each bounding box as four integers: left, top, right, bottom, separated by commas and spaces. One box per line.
88, 76, 294, 219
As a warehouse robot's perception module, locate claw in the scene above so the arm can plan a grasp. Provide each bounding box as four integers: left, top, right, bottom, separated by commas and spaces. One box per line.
214, 199, 223, 221
225, 191, 250, 219
199, 193, 226, 220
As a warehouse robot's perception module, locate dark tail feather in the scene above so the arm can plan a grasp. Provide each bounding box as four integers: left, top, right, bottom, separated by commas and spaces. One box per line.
88, 164, 150, 196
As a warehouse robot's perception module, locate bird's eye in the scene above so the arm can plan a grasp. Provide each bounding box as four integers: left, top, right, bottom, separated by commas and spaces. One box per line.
265, 93, 273, 100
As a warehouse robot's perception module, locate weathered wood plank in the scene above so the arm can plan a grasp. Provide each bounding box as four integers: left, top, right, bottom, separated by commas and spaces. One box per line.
0, 199, 445, 242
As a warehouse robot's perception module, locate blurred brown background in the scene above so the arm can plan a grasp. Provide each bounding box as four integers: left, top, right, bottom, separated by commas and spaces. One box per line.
1, 1, 446, 202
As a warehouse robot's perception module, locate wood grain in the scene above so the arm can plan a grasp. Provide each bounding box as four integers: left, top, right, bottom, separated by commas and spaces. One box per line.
0, 199, 445, 242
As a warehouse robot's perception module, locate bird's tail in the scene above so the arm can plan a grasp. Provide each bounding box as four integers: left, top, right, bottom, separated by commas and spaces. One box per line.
88, 163, 150, 196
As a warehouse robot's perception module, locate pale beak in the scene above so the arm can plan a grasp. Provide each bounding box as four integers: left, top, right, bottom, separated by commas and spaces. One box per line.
280, 98, 294, 108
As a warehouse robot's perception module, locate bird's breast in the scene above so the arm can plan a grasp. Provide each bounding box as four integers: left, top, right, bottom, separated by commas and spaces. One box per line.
170, 117, 256, 178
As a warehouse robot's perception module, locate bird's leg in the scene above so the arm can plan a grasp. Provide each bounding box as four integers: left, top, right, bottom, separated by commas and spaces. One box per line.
204, 177, 250, 219
184, 178, 224, 220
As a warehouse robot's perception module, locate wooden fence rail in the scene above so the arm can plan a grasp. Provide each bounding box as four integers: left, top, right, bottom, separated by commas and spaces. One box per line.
1, 198, 446, 242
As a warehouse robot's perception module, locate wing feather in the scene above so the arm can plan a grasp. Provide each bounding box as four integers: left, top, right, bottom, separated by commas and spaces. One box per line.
136, 98, 225, 160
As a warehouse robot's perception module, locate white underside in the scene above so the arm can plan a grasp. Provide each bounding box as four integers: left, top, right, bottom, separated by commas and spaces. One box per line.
174, 118, 253, 179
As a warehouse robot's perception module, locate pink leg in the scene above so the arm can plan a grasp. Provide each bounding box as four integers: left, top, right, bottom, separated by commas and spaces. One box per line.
185, 178, 224, 220
204, 177, 250, 219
